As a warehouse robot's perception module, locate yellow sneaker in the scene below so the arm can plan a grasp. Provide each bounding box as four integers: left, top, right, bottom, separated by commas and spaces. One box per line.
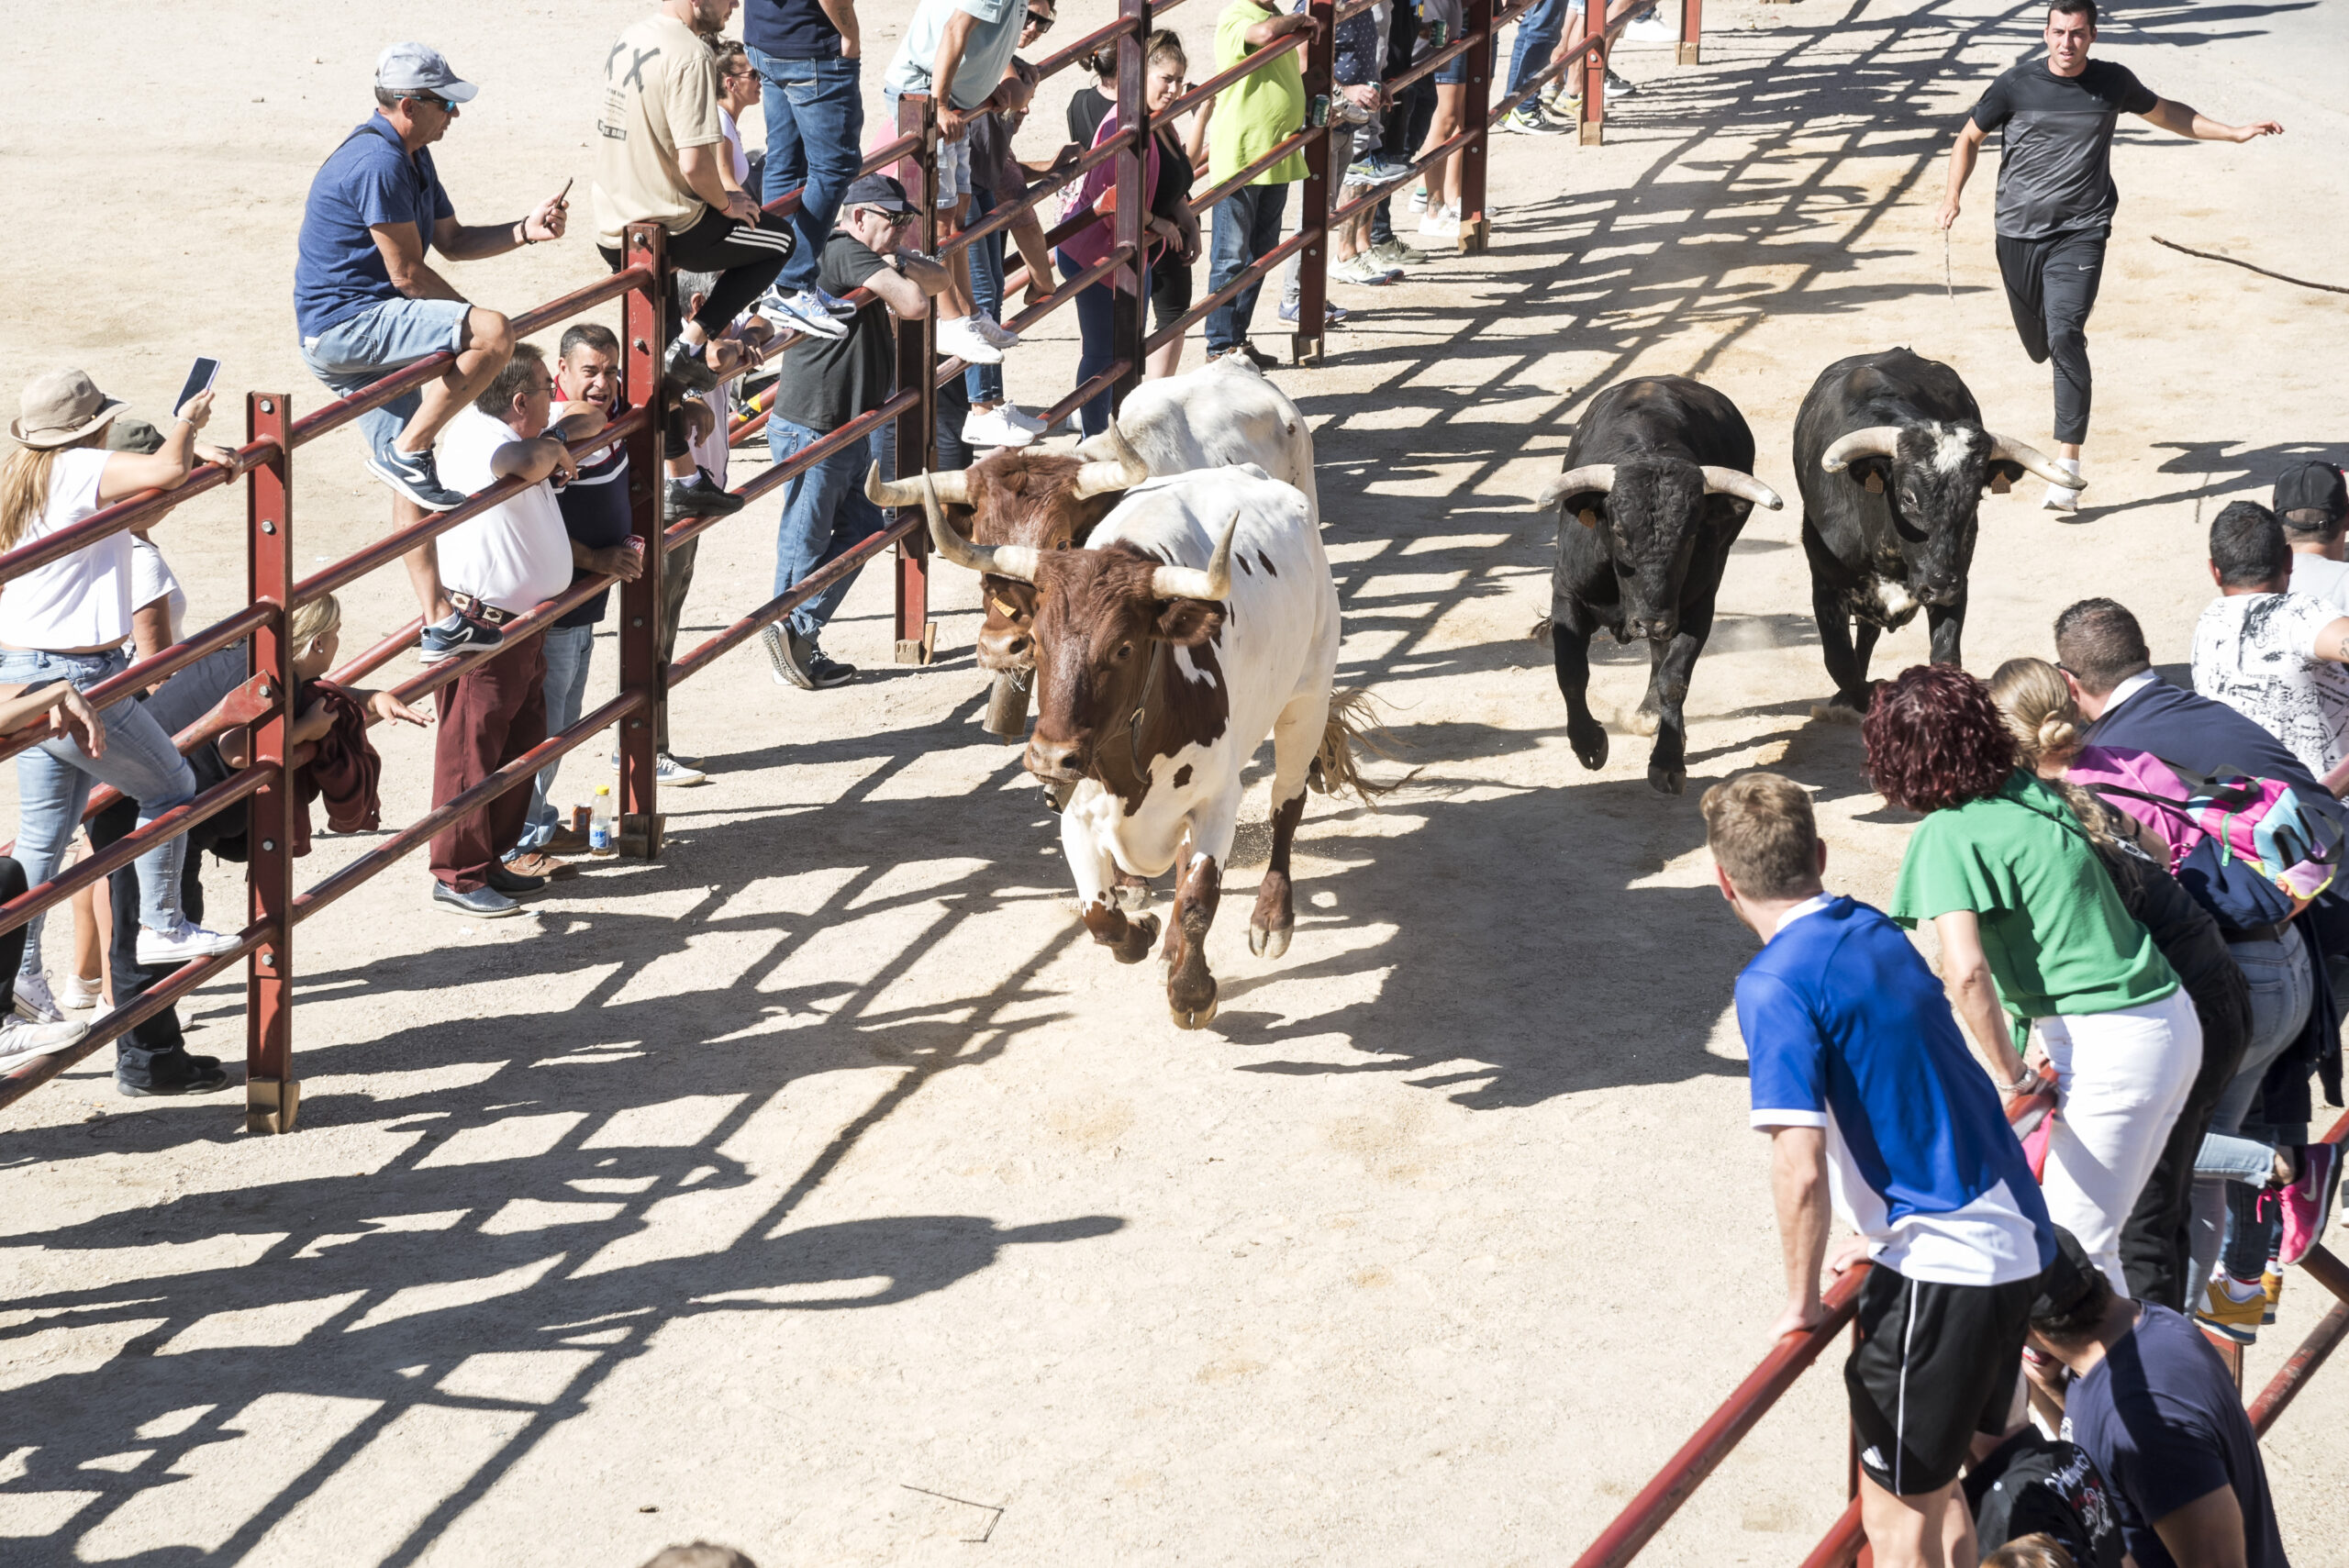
2195, 1276, 2263, 1345
2262, 1267, 2282, 1326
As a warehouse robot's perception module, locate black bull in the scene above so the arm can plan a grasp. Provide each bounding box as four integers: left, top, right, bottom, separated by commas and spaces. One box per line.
1543, 376, 1783, 795
1793, 347, 2076, 710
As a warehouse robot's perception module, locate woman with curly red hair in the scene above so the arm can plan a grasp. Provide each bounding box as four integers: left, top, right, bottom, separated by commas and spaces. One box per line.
1867, 663, 2202, 1293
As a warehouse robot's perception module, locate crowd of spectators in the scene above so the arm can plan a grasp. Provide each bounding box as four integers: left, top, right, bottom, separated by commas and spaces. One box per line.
1707, 463, 2349, 1568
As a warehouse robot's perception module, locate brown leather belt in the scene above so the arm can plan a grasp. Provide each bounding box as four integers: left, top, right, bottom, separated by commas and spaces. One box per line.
448, 591, 518, 627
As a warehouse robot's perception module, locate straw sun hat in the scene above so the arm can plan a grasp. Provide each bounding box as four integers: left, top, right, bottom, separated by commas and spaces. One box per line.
11, 368, 127, 450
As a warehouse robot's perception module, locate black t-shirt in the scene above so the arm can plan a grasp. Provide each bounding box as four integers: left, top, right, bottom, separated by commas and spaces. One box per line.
1971, 58, 2158, 239
1151, 126, 1194, 220
2064, 1306, 2287, 1568
772, 232, 894, 434
744, 0, 841, 61
552, 395, 633, 628
1965, 1432, 2126, 1568
1068, 85, 1112, 150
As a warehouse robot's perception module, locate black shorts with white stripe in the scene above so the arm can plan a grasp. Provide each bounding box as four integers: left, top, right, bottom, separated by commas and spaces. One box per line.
1845, 1262, 2038, 1497
600, 205, 796, 343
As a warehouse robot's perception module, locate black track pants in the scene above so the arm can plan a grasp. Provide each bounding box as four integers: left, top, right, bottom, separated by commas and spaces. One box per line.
599, 205, 796, 343
1996, 228, 2107, 446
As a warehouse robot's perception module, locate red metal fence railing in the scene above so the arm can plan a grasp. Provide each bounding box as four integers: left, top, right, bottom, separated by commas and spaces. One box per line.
1574, 1099, 2349, 1568
0, 1, 1704, 1134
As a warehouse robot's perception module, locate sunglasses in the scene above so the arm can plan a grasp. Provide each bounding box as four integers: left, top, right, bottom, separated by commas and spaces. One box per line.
1026, 9, 1055, 28
859, 206, 918, 228
406, 92, 461, 113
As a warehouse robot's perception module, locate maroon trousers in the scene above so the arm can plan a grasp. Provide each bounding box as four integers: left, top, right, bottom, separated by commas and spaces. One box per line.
429, 638, 548, 892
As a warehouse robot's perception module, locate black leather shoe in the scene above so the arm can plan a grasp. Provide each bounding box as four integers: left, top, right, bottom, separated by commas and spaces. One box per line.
117, 1056, 232, 1096
484, 864, 548, 897
665, 469, 747, 522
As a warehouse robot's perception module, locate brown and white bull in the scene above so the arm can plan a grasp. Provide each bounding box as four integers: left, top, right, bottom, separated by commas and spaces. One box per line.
918, 463, 1366, 1029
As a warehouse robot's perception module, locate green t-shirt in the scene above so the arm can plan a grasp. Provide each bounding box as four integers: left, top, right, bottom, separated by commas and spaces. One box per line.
1210, 0, 1308, 187
1889, 770, 2177, 1021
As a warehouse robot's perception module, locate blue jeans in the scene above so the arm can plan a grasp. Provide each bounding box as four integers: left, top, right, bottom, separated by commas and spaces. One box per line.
1059, 251, 1119, 438
751, 48, 866, 298
298, 295, 472, 454
965, 183, 1008, 406
2191, 928, 2313, 1282
0, 648, 199, 976
1206, 183, 1289, 354
1505, 0, 1569, 97
768, 416, 889, 646
516, 622, 596, 851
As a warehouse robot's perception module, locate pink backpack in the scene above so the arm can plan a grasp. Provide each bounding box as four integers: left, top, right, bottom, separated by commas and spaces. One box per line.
2066, 745, 2340, 903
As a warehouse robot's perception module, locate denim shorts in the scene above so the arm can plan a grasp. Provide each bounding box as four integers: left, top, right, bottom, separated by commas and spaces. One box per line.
299, 297, 470, 443
1436, 55, 1467, 85
881, 90, 971, 205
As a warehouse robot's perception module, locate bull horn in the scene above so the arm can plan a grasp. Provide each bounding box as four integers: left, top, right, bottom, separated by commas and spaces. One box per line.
1700, 467, 1785, 510
1072, 420, 1150, 498
921, 474, 1036, 583
1985, 432, 2083, 491
1149, 512, 1240, 603
1820, 427, 1903, 474
1533, 463, 1617, 511
865, 462, 971, 509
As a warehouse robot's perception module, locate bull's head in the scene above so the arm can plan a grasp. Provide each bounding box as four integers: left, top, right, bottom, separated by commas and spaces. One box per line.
918, 484, 1235, 786
1820, 425, 2074, 607
1538, 460, 1783, 642
864, 425, 1151, 673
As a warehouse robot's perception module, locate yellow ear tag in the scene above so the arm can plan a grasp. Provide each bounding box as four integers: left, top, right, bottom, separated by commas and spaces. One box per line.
1577, 507, 1599, 528
1863, 473, 1885, 495
991, 595, 1021, 619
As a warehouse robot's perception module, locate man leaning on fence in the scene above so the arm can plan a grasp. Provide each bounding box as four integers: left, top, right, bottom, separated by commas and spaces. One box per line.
426, 347, 605, 917
1706, 771, 2057, 1568
295, 42, 570, 662
1206, 0, 1314, 366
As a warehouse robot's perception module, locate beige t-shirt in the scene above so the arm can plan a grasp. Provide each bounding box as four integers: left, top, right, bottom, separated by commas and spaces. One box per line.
592, 13, 726, 247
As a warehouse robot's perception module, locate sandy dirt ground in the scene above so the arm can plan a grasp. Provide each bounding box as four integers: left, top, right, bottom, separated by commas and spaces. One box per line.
3, 0, 2346, 1562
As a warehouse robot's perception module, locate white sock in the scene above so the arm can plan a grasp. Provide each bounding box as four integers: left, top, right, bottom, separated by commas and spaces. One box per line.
2054, 457, 2083, 484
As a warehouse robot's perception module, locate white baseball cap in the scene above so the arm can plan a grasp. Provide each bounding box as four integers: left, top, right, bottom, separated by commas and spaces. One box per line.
375, 41, 478, 103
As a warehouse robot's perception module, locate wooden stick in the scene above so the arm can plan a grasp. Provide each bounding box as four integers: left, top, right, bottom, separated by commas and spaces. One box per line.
2152, 234, 2349, 296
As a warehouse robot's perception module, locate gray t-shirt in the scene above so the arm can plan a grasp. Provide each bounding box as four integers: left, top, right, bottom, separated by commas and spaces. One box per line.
1970, 59, 2158, 239
885, 0, 1025, 110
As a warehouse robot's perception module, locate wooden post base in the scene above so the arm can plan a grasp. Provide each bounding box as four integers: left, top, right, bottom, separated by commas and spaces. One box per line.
1676, 40, 1701, 63
1290, 333, 1324, 368
1462, 217, 1492, 255
896, 621, 938, 665
618, 812, 666, 860
1580, 121, 1604, 147
246, 1077, 301, 1135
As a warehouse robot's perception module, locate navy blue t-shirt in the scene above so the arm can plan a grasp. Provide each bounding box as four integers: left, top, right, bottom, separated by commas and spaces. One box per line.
2063, 1305, 2286, 1568
553, 399, 634, 628
295, 117, 456, 339
745, 0, 843, 61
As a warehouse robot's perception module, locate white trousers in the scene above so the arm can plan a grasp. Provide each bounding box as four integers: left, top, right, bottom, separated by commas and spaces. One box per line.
2031, 986, 2202, 1294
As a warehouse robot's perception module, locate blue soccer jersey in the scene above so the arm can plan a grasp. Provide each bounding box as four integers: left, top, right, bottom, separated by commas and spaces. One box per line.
1738, 895, 2054, 1286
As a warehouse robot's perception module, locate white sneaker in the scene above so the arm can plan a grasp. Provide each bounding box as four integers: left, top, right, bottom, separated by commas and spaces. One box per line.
14, 970, 64, 1024
963, 405, 1038, 450
757, 286, 850, 341
1408, 187, 1429, 213
655, 753, 707, 786
1002, 405, 1049, 435
1332, 253, 1394, 285
1418, 205, 1460, 239
935, 317, 1004, 365
56, 973, 104, 1012
972, 313, 1022, 350
134, 919, 242, 966
0, 1013, 88, 1072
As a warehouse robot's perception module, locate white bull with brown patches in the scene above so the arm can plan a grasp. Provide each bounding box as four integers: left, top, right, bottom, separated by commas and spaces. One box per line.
921, 464, 1368, 1029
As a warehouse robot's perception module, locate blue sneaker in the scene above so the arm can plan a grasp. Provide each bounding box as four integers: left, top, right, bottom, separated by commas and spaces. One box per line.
366, 430, 467, 511
1276, 299, 1350, 327
417, 611, 503, 664
1346, 154, 1417, 183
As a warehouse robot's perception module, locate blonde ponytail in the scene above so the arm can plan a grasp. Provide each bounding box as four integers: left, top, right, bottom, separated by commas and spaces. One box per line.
1989, 655, 2121, 851
0, 447, 62, 553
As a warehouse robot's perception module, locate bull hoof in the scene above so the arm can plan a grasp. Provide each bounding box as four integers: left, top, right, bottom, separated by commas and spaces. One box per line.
1629, 706, 1661, 739
1113, 876, 1152, 912
1169, 992, 1219, 1029
1569, 724, 1609, 772
1248, 921, 1293, 960
1113, 914, 1160, 964
1648, 764, 1687, 795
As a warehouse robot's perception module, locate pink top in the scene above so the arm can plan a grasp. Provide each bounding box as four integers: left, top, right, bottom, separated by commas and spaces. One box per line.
1057, 111, 1162, 293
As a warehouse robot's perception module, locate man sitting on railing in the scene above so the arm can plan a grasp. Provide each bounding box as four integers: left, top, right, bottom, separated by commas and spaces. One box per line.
295, 42, 570, 662
2025, 1228, 2288, 1568
427, 347, 607, 917
1704, 771, 2056, 1568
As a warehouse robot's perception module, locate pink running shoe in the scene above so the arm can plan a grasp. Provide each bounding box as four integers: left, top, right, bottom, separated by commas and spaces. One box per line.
2277, 1142, 2341, 1267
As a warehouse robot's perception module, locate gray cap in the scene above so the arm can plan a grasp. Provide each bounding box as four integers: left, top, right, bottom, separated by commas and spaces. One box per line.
375, 41, 478, 104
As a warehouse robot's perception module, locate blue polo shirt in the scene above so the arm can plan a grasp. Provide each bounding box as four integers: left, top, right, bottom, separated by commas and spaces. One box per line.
1739, 894, 2054, 1286
295, 117, 456, 339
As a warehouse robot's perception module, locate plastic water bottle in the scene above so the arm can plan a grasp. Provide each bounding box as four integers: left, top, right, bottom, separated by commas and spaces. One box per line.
590, 785, 614, 854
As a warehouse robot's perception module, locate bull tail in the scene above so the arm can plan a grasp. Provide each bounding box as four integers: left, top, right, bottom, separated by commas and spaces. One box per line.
1309, 687, 1410, 806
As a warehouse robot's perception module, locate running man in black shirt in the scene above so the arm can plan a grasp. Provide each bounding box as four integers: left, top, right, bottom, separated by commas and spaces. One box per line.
1934, 0, 2280, 515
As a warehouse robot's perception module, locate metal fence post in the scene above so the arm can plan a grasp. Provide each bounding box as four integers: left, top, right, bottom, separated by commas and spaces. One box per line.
1580, 29, 1607, 144
1292, 0, 1337, 365
894, 93, 940, 666
245, 393, 298, 1134
1678, 0, 1702, 64
618, 222, 667, 857
1461, 0, 1496, 253
1112, 0, 1152, 408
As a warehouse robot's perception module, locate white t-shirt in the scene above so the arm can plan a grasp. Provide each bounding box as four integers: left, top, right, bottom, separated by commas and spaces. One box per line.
0, 448, 135, 650
2191, 590, 2349, 778
433, 407, 575, 617
690, 388, 729, 489
720, 107, 751, 188
130, 537, 185, 645
2288, 550, 2349, 615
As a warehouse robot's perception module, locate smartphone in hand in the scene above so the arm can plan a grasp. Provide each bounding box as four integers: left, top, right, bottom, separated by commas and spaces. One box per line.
174, 357, 221, 415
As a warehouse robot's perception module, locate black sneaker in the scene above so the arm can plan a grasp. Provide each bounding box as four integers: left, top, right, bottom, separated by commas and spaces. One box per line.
1238, 341, 1279, 371
665, 469, 746, 522
806, 652, 858, 688
366, 429, 468, 511
663, 336, 720, 393
484, 863, 549, 897
417, 610, 504, 664
116, 1055, 232, 1096
766, 624, 820, 690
